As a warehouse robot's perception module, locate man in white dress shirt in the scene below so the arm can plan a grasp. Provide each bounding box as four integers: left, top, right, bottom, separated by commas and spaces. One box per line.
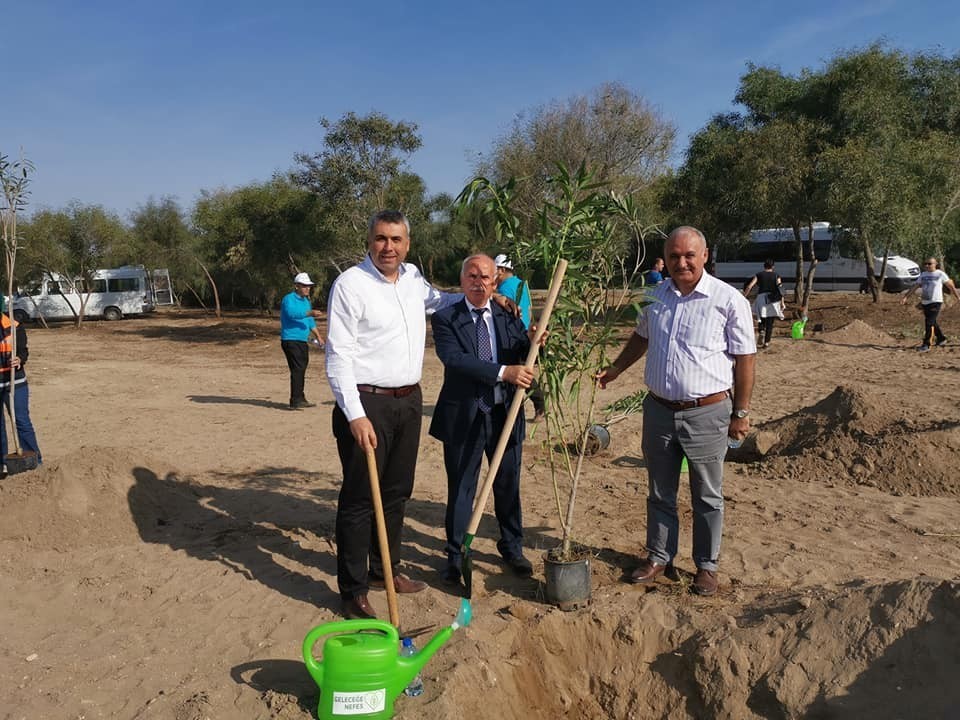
597, 226, 756, 596
325, 210, 516, 619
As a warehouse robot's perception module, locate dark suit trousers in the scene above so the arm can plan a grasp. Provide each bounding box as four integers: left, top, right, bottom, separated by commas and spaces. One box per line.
442, 403, 523, 567
332, 387, 422, 600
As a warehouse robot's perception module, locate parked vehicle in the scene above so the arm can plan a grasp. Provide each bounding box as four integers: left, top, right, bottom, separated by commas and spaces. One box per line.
12, 265, 173, 323
711, 223, 920, 292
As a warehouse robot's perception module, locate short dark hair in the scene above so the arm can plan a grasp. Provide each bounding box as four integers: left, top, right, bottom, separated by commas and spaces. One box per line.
763, 258, 775, 269
367, 210, 410, 236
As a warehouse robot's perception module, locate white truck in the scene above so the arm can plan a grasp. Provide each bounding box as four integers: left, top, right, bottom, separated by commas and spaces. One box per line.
12, 266, 173, 323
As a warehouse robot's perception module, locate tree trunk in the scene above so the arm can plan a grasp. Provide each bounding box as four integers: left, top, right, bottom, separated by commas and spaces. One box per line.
196, 259, 221, 318
792, 222, 805, 304
862, 234, 880, 302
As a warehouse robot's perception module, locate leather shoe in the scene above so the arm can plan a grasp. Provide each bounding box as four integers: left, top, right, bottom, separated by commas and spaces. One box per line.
290, 400, 316, 409
342, 594, 377, 619
504, 554, 534, 577
369, 573, 428, 594
627, 558, 667, 584
692, 568, 718, 596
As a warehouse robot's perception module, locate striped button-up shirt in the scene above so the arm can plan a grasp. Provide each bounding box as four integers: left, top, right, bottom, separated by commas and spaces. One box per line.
635, 271, 756, 401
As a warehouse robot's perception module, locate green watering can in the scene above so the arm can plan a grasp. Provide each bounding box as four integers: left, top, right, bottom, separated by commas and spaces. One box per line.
303, 599, 472, 720
791, 317, 808, 339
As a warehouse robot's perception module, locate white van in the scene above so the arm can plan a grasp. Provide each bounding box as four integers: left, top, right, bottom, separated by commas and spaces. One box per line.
712, 223, 920, 292
12, 265, 169, 323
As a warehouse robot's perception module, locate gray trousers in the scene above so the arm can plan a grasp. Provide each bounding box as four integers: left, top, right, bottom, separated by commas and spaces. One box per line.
640, 394, 731, 571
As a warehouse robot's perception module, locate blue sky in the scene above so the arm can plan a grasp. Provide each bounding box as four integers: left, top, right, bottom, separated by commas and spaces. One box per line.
2, 0, 957, 220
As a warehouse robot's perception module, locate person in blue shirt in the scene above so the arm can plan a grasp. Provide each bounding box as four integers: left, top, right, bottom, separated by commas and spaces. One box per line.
645, 257, 664, 286
494, 254, 544, 419
280, 272, 324, 410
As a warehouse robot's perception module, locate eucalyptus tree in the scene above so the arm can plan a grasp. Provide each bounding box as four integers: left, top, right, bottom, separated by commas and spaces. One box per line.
19, 203, 129, 326
293, 111, 423, 256
129, 196, 213, 311
477, 82, 675, 236
193, 177, 330, 309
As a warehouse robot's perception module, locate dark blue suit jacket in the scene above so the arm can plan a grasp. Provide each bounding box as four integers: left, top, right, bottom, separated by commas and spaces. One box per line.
428, 300, 531, 446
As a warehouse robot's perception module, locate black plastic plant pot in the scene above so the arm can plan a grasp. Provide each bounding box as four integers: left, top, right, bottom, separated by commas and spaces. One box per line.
543, 553, 591, 611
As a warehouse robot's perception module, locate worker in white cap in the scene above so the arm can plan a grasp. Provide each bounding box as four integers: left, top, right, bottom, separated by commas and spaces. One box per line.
280, 272, 325, 409
494, 254, 545, 420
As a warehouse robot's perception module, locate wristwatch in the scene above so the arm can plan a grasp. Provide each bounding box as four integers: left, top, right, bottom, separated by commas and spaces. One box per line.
732, 409, 749, 419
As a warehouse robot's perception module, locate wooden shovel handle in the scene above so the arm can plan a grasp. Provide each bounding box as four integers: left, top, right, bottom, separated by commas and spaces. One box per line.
464, 259, 568, 538
366, 446, 400, 628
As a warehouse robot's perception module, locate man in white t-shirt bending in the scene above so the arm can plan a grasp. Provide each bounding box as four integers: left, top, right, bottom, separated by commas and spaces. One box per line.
900, 258, 960, 352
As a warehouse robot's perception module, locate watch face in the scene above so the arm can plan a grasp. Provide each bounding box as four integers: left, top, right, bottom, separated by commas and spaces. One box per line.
734, 410, 748, 418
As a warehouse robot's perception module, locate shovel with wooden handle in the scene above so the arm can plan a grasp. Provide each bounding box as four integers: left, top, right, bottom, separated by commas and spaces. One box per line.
461, 259, 568, 598
366, 446, 400, 628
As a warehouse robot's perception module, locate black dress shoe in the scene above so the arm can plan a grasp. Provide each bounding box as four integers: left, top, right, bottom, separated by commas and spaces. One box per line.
504, 555, 534, 577
291, 400, 316, 409
342, 594, 377, 619
441, 566, 462, 585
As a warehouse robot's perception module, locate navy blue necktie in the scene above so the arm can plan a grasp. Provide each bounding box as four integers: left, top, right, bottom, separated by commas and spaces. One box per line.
474, 308, 495, 413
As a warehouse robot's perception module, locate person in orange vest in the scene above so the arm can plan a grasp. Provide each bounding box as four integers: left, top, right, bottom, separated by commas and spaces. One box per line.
1, 298, 42, 477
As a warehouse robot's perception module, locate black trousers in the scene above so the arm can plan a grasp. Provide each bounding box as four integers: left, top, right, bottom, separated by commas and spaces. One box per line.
332, 387, 422, 600
281, 340, 309, 405
922, 302, 944, 346
760, 316, 775, 345
441, 404, 523, 568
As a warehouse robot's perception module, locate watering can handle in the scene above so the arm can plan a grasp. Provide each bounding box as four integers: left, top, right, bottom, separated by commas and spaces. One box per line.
302, 619, 399, 680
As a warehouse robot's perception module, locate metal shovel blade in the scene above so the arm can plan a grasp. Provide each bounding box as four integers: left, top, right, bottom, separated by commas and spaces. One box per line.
461, 533, 476, 598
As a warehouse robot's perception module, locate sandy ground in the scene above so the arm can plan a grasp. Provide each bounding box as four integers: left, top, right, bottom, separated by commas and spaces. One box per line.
1, 293, 959, 720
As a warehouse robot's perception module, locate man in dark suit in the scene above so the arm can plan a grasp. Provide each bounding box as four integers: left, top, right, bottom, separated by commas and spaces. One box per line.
429, 254, 537, 586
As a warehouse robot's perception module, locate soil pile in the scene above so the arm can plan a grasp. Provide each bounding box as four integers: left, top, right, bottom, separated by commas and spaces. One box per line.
819, 319, 898, 346
756, 385, 960, 496
0, 447, 191, 550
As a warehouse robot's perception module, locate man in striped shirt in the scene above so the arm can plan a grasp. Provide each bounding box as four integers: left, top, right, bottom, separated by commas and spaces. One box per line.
597, 226, 756, 597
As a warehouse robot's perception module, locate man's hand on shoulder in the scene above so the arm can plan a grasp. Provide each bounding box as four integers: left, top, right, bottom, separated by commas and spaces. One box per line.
492, 293, 520, 318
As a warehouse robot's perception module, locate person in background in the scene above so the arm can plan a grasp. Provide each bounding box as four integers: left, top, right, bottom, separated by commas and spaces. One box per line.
280, 272, 324, 410
0, 297, 42, 477
431, 254, 539, 587
900, 257, 960, 351
743, 259, 784, 349
494, 254, 545, 419
596, 226, 756, 597
645, 257, 665, 286
325, 210, 519, 620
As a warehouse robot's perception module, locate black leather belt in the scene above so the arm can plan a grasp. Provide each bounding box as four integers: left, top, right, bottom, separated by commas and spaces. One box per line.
357, 383, 419, 398
649, 390, 730, 411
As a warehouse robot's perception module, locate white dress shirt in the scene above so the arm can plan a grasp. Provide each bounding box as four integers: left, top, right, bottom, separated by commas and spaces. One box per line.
635, 271, 756, 401
325, 255, 460, 421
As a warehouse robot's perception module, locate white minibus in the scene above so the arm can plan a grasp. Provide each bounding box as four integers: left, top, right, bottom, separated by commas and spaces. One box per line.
12, 266, 166, 322
711, 223, 920, 292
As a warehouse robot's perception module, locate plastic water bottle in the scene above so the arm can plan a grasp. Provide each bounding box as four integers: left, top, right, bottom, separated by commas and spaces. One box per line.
400, 638, 424, 697
727, 437, 743, 450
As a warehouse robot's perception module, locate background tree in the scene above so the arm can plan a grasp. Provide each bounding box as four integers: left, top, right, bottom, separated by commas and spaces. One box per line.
19, 203, 129, 326
477, 82, 675, 237
0, 150, 34, 444
293, 111, 423, 258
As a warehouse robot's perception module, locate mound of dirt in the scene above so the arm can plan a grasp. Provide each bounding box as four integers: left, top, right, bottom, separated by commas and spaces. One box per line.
755, 386, 960, 496
819, 318, 898, 346
693, 578, 960, 719
0, 447, 190, 550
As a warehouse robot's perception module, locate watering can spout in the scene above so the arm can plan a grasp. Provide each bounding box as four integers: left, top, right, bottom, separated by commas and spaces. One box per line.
394, 600, 472, 695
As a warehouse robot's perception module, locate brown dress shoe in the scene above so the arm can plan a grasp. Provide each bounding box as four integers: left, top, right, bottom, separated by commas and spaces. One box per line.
369, 573, 428, 594
627, 558, 667, 584
692, 568, 718, 596
342, 594, 377, 619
